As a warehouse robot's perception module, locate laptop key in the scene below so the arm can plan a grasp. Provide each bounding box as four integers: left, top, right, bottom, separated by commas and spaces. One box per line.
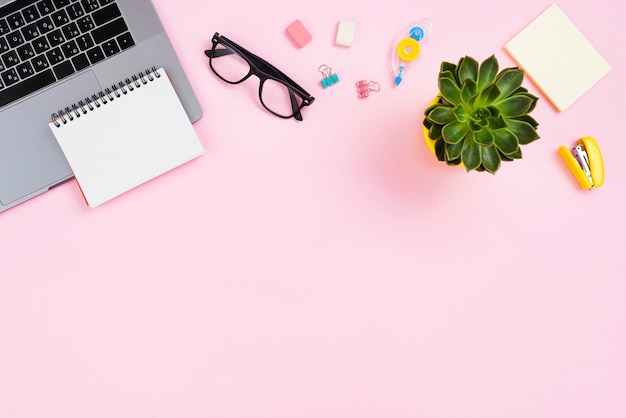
46, 47, 64, 65
52, 60, 74, 80
76, 16, 95, 33
86, 45, 104, 64
33, 36, 51, 54
51, 9, 70, 27
47, 29, 65, 47
22, 22, 41, 41
71, 53, 89, 71
1, 68, 19, 86
92, 17, 127, 44
17, 44, 36, 61
81, 0, 100, 12
36, 1, 56, 16
116, 32, 134, 50
0, 19, 9, 36
101, 39, 119, 57
75, 34, 94, 51
92, 3, 121, 26
61, 40, 79, 58
37, 16, 55, 34
6, 31, 25, 48
0, 37, 8, 53
23, 6, 41, 23
62, 22, 80, 40
67, 3, 86, 20
31, 54, 51, 72
16, 62, 36, 79
53, 0, 72, 8
7, 12, 25, 30
2, 50, 19, 68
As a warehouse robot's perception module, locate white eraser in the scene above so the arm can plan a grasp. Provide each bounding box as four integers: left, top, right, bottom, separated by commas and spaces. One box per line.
336, 20, 357, 47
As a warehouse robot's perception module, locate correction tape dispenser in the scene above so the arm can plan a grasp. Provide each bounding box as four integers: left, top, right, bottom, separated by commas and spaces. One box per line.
391, 19, 433, 86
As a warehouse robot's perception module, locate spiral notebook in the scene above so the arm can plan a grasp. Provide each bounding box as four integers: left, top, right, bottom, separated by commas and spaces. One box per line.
48, 67, 204, 208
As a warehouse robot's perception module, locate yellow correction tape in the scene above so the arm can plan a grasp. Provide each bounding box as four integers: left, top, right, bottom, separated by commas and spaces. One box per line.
396, 37, 420, 62
558, 137, 604, 190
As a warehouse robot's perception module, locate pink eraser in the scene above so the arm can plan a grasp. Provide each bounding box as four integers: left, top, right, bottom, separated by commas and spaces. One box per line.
286, 20, 312, 48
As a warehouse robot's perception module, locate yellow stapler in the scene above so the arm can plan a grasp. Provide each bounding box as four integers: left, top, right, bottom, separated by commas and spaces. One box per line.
558, 137, 604, 190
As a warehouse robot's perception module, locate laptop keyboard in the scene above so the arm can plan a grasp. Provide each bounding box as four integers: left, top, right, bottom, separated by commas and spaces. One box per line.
0, 0, 135, 108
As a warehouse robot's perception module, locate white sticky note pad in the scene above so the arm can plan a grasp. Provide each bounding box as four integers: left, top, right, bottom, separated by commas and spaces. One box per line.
336, 20, 357, 47
504, 3, 611, 111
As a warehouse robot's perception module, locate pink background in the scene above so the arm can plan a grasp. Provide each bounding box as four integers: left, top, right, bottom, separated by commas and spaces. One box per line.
2, 0, 625, 417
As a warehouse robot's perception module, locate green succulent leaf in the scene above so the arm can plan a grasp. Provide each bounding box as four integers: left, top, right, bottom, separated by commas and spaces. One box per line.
493, 129, 519, 154
442, 121, 469, 144
525, 93, 539, 112
495, 68, 524, 99
440, 62, 457, 78
427, 106, 456, 124
508, 149, 523, 159
424, 102, 442, 116
500, 148, 523, 160
487, 105, 500, 117
454, 105, 469, 122
498, 95, 535, 117
508, 119, 540, 145
477, 55, 499, 91
446, 140, 464, 161
429, 123, 443, 141
474, 128, 494, 146
457, 56, 479, 83
439, 76, 462, 105
480, 145, 501, 174
469, 120, 481, 132
477, 84, 501, 106
434, 137, 446, 161
499, 152, 514, 162
512, 114, 539, 128
488, 115, 507, 130
460, 79, 477, 105
461, 132, 481, 171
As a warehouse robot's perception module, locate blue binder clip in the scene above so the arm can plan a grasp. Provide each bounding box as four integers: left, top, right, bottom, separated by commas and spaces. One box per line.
319, 64, 339, 88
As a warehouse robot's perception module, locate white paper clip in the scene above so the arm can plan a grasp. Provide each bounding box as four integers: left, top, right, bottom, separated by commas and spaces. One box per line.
356, 80, 380, 98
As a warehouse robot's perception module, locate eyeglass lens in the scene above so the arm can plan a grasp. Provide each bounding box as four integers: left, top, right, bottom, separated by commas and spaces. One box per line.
211, 44, 304, 118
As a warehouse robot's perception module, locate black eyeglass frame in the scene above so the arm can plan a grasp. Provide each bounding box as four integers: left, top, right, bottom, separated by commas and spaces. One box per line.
205, 32, 315, 121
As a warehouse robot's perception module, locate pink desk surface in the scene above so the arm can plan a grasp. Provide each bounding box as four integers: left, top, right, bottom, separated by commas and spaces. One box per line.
2, 0, 625, 417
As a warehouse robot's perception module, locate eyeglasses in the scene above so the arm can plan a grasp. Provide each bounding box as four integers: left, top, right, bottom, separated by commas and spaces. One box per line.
204, 32, 315, 121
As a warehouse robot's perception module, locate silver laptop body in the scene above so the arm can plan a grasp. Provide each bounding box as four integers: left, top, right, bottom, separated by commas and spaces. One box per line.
0, 0, 202, 213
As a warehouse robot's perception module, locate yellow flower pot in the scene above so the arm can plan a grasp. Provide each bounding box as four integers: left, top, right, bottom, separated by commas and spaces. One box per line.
423, 96, 463, 167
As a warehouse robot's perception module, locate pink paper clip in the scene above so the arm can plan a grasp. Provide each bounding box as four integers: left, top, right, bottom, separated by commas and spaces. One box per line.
356, 80, 380, 98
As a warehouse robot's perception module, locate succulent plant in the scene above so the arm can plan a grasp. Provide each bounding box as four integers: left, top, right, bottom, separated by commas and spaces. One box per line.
423, 55, 540, 173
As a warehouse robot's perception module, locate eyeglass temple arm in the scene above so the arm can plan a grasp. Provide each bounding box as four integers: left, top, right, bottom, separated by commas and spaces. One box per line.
204, 48, 234, 58
289, 89, 303, 121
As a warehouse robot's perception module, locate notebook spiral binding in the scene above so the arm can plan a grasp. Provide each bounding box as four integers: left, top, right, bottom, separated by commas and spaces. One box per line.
51, 67, 161, 128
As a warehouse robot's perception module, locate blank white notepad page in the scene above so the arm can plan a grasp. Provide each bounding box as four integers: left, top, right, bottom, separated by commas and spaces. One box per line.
49, 68, 204, 207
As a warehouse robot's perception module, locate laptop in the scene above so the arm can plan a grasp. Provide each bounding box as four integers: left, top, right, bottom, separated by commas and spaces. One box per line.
0, 0, 202, 213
